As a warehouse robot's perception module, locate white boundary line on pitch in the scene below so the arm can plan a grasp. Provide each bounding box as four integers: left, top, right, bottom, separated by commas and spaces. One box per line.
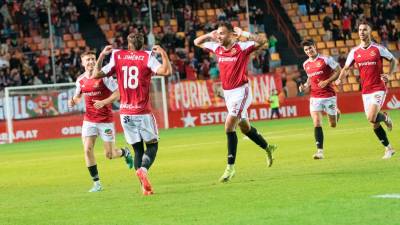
372, 194, 400, 199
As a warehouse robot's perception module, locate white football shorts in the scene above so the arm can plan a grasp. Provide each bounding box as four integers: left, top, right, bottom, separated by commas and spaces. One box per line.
81, 121, 115, 142
120, 114, 159, 144
223, 83, 253, 119
362, 90, 386, 114
309, 96, 338, 116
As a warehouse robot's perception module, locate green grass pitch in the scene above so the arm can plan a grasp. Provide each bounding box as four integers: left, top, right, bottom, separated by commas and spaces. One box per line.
0, 111, 399, 225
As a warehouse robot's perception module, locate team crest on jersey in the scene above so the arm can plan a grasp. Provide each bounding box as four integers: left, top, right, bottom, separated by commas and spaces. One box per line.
230, 48, 237, 54
316, 61, 322, 67
93, 80, 100, 88
357, 54, 361, 58
370, 51, 376, 56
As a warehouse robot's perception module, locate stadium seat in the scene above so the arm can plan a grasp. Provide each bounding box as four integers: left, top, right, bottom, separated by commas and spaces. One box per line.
316, 42, 326, 49
159, 20, 165, 26
336, 40, 345, 47
197, 10, 205, 16
300, 16, 309, 22
308, 29, 317, 36
63, 34, 72, 41
333, 20, 341, 27
304, 22, 313, 29
325, 7, 333, 14
388, 42, 397, 51
352, 84, 360, 91
340, 47, 349, 53
206, 9, 215, 16
238, 13, 245, 20
196, 30, 205, 37
271, 53, 280, 61
351, 32, 358, 39
73, 33, 82, 40
77, 40, 86, 48
391, 80, 400, 88
326, 41, 335, 48
170, 19, 177, 26
343, 84, 352, 92
310, 15, 318, 22
321, 49, 330, 56
348, 76, 357, 84
298, 29, 307, 37
313, 21, 322, 28
318, 28, 325, 35
345, 40, 354, 47
330, 48, 339, 55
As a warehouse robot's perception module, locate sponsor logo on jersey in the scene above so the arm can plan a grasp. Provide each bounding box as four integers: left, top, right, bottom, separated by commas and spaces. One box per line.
370, 51, 376, 56
230, 48, 237, 54
316, 61, 322, 67
358, 61, 377, 67
218, 57, 238, 62
308, 70, 324, 77
85, 91, 102, 96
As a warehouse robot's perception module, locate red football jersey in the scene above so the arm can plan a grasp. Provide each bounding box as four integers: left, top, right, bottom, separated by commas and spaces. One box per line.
203, 41, 255, 90
101, 49, 161, 115
75, 73, 118, 123
303, 54, 339, 98
345, 42, 394, 94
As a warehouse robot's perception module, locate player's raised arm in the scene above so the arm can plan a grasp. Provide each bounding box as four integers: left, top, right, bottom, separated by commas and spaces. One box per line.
152, 45, 172, 76
92, 45, 114, 79
234, 27, 267, 50
194, 30, 217, 49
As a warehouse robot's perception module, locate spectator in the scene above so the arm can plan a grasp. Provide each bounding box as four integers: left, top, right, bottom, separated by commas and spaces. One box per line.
268, 35, 277, 54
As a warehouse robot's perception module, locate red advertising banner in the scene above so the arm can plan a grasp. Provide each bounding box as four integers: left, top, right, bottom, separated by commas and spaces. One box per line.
1, 88, 399, 142
169, 88, 400, 128
168, 74, 283, 111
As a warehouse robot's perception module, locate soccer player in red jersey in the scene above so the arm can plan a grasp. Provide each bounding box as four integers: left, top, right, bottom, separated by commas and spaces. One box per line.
194, 22, 277, 182
336, 22, 398, 159
93, 33, 171, 195
68, 51, 133, 192
299, 39, 341, 160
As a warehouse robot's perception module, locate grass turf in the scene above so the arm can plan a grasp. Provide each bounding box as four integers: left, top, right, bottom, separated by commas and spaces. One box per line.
0, 111, 399, 225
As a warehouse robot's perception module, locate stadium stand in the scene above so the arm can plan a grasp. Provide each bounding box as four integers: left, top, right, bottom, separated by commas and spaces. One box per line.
280, 0, 400, 92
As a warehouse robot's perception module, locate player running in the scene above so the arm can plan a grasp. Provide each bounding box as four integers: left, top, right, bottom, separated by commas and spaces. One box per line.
336, 22, 398, 159
68, 51, 133, 193
299, 39, 341, 160
194, 22, 277, 183
93, 33, 172, 195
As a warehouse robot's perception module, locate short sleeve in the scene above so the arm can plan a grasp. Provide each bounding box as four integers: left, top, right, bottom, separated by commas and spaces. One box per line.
103, 76, 118, 92
147, 52, 162, 73
326, 56, 339, 69
238, 41, 256, 55
377, 45, 394, 60
203, 42, 219, 52
74, 79, 81, 97
345, 48, 356, 67
101, 50, 118, 76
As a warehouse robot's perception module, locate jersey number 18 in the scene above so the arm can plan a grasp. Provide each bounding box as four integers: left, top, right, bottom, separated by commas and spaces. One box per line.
122, 65, 139, 89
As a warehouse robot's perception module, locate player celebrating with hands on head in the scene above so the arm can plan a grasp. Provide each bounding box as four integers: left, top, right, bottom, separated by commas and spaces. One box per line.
336, 21, 398, 159
69, 51, 133, 193
299, 39, 341, 160
194, 22, 277, 183
93, 33, 172, 195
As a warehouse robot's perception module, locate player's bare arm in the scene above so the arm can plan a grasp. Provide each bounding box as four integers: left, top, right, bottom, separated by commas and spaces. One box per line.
93, 45, 113, 78
381, 58, 398, 83
68, 94, 82, 108
193, 30, 217, 48
93, 90, 120, 109
336, 65, 351, 85
234, 27, 267, 49
299, 78, 310, 92
153, 45, 172, 76
319, 66, 341, 88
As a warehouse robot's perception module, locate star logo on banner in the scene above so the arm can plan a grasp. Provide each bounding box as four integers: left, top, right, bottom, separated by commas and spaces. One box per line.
181, 112, 197, 127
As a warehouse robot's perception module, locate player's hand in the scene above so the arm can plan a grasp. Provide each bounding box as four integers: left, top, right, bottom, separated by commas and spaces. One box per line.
68, 99, 75, 108
381, 74, 389, 83
208, 30, 218, 40
101, 45, 113, 56
152, 45, 165, 54
233, 27, 243, 37
299, 83, 308, 92
335, 79, 342, 85
318, 80, 329, 88
93, 100, 105, 109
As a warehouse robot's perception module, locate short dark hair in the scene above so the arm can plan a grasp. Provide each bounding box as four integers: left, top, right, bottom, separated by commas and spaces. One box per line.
80, 51, 96, 58
358, 20, 372, 29
217, 21, 233, 32
301, 39, 315, 47
127, 33, 144, 50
